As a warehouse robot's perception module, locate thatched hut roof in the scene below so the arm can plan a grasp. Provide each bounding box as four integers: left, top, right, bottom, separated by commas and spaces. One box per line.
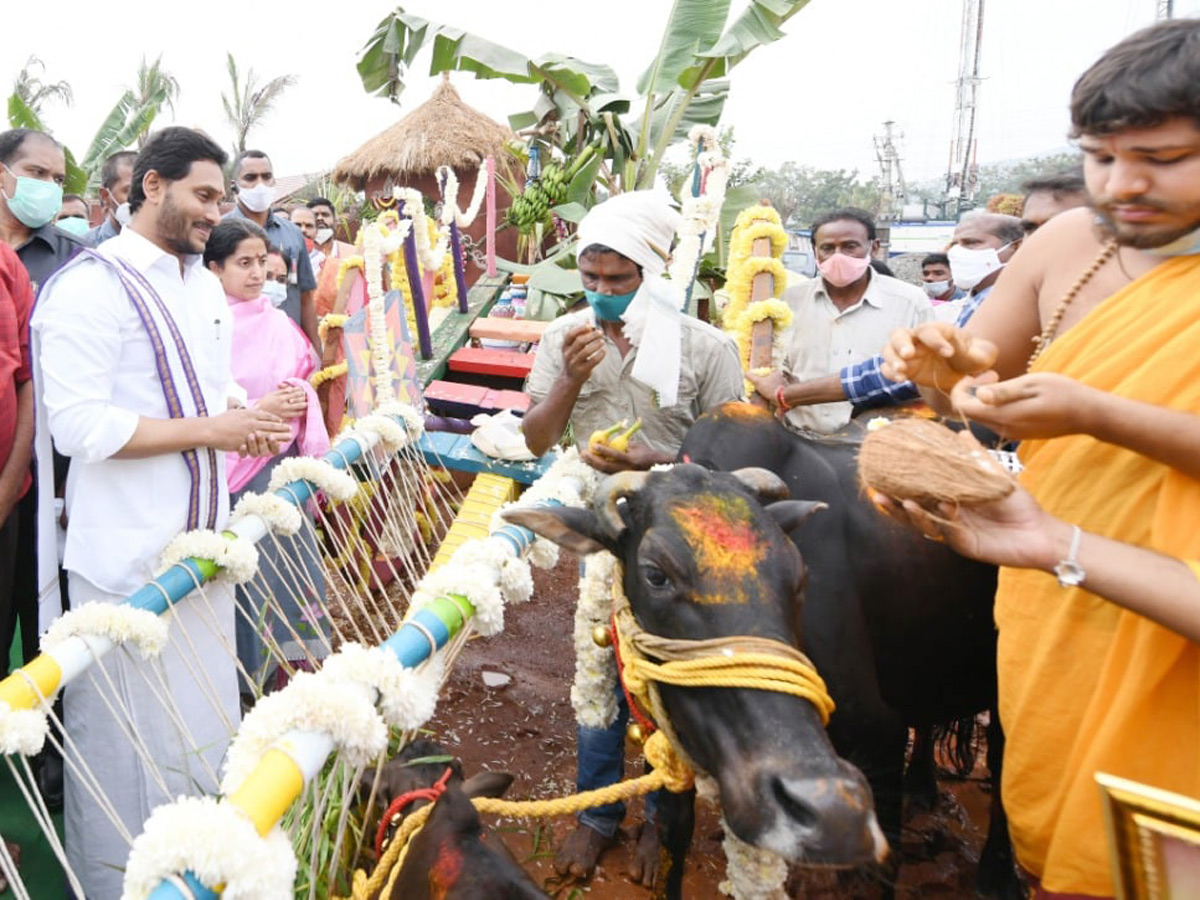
332, 76, 516, 190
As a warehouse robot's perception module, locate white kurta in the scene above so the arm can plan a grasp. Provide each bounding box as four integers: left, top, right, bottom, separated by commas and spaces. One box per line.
31, 227, 242, 899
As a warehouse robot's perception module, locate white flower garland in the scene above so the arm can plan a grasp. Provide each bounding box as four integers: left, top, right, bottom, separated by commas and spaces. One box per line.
436, 165, 489, 228
353, 413, 409, 455
121, 796, 296, 900
320, 642, 442, 733
361, 224, 395, 407
41, 602, 168, 660
267, 457, 358, 502
527, 538, 560, 571
375, 400, 425, 441
571, 552, 619, 729
158, 530, 259, 585
498, 556, 534, 605
230, 492, 303, 537
0, 700, 50, 756
393, 187, 451, 272
667, 128, 729, 306
410, 539, 506, 636
718, 814, 789, 900
220, 669, 387, 795
490, 447, 597, 535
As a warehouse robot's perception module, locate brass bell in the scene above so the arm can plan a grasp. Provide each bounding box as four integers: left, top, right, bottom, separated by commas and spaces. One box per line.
626, 722, 646, 745
592, 625, 612, 648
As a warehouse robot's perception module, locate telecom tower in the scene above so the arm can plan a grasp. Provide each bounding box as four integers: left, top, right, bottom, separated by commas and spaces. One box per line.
874, 121, 908, 221
1157, 0, 1174, 18
945, 0, 985, 217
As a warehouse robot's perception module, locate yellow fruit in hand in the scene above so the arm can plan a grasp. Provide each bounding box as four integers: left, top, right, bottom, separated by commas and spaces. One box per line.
607, 418, 643, 453
588, 420, 626, 453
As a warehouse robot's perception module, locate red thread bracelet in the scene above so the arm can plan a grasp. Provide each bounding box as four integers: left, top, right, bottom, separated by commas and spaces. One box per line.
775, 384, 792, 411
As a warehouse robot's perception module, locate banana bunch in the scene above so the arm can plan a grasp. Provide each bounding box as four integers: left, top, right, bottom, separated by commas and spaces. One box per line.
504, 160, 575, 233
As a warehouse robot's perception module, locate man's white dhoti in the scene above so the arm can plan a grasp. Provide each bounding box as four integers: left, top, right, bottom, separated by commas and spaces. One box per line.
63, 574, 239, 900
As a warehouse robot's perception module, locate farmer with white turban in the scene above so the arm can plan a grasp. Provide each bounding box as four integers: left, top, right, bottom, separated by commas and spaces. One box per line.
522, 191, 743, 885
523, 190, 742, 474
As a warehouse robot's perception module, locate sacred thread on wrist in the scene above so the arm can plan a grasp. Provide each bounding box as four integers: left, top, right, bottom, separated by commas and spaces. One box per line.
775, 384, 793, 411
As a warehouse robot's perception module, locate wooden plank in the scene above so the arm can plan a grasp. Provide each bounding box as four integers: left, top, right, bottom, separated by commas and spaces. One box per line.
479, 389, 531, 414
418, 431, 556, 485
448, 347, 537, 380
468, 317, 548, 343
416, 275, 507, 386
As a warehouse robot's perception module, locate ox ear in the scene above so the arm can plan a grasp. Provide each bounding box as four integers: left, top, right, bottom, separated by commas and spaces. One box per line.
501, 507, 616, 556
460, 771, 515, 799
730, 467, 790, 502
765, 500, 828, 535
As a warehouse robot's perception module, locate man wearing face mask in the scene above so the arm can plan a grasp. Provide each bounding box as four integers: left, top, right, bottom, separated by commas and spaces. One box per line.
84, 150, 136, 248
523, 191, 743, 885
224, 150, 319, 350
748, 207, 930, 433
523, 191, 743, 472
807, 212, 1024, 415
0, 129, 85, 293
0, 130, 84, 815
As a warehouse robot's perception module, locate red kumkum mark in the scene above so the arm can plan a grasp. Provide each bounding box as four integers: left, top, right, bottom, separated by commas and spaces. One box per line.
670, 494, 766, 603
430, 839, 463, 898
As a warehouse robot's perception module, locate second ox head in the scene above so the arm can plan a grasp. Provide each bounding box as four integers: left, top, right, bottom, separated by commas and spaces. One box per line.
505, 463, 886, 868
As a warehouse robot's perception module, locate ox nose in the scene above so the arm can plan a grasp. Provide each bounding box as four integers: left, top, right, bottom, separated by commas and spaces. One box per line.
771, 772, 886, 865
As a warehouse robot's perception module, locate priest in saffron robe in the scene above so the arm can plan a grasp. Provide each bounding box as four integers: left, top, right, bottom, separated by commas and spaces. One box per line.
878, 20, 1200, 899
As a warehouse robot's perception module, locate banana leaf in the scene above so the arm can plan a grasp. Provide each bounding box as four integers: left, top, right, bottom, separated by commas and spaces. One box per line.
679, 0, 812, 86
636, 0, 731, 96
6, 93, 88, 194
79, 88, 167, 188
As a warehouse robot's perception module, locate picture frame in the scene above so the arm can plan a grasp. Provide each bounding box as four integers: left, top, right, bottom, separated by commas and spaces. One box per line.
1097, 772, 1200, 899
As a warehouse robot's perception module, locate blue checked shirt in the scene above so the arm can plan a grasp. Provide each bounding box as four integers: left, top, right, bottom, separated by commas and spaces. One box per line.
840, 285, 994, 412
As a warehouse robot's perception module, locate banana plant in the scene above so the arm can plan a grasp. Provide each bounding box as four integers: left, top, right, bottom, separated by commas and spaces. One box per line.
357, 0, 811, 193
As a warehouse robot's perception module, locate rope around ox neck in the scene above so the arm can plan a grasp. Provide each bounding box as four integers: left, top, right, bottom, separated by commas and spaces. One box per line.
610, 570, 837, 775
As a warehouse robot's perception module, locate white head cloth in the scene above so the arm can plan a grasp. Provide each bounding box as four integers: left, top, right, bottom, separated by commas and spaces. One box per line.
577, 192, 685, 406
576, 191, 679, 279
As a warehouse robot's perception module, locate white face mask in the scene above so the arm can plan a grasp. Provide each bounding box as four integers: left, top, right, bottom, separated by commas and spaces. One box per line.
262, 280, 288, 307
314, 227, 334, 245
237, 182, 275, 213
923, 279, 951, 299
113, 201, 131, 227
948, 242, 1012, 291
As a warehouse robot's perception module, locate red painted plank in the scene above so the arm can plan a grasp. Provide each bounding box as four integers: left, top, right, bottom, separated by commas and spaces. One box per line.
469, 318, 548, 343
448, 347, 537, 379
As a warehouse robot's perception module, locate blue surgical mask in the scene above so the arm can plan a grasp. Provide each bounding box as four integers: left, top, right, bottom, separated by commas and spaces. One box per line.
1, 164, 63, 228
55, 216, 90, 236
585, 288, 638, 321
261, 280, 288, 307
1147, 224, 1200, 257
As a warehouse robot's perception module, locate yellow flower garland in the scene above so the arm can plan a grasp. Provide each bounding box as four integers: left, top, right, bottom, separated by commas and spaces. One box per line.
723, 256, 787, 326
310, 361, 348, 388
733, 299, 793, 393
729, 220, 788, 265
318, 314, 349, 346
336, 257, 364, 291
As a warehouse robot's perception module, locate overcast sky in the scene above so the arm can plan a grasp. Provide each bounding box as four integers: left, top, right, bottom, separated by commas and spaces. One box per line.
7, 0, 1200, 190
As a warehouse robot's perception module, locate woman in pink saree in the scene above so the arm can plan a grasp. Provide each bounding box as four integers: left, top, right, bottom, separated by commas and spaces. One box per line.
204, 219, 331, 701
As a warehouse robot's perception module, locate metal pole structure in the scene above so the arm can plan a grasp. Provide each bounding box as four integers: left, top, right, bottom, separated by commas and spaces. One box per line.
1157, 0, 1174, 19
958, 0, 986, 210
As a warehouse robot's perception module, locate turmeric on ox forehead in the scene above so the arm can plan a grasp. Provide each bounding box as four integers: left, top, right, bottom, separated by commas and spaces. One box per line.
669, 494, 766, 601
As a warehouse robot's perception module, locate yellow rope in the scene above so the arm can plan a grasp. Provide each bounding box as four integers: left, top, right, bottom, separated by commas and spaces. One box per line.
340, 733, 691, 900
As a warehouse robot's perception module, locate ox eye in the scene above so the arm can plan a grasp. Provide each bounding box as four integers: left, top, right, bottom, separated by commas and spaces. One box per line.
641, 564, 670, 589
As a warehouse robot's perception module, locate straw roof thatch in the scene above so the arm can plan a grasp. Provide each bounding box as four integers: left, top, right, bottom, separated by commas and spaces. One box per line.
332, 76, 516, 190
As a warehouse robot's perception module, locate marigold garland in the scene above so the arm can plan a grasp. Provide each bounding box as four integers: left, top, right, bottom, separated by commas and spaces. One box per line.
723, 257, 787, 325
310, 361, 348, 388
733, 298, 793, 392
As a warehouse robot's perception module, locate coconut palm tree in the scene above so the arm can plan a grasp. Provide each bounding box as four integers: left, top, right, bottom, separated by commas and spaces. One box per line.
11, 56, 72, 117
133, 55, 181, 149
221, 53, 297, 157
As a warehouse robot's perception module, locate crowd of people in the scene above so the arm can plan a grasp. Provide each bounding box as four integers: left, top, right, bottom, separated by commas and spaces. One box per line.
0, 15, 1197, 900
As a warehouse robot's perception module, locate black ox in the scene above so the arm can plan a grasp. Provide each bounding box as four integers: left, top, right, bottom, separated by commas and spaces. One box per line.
508, 462, 888, 899
679, 403, 1019, 897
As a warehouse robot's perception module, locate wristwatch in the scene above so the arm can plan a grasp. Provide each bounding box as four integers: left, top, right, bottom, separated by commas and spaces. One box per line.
1053, 525, 1086, 587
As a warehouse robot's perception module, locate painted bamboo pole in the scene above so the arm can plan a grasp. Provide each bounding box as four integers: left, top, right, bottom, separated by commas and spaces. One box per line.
403, 226, 433, 360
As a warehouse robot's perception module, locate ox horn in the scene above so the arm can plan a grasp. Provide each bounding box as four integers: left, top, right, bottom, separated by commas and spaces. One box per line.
731, 467, 790, 501
594, 471, 651, 537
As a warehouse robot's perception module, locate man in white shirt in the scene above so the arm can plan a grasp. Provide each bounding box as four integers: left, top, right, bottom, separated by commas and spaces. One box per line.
31, 126, 290, 898
748, 207, 931, 433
